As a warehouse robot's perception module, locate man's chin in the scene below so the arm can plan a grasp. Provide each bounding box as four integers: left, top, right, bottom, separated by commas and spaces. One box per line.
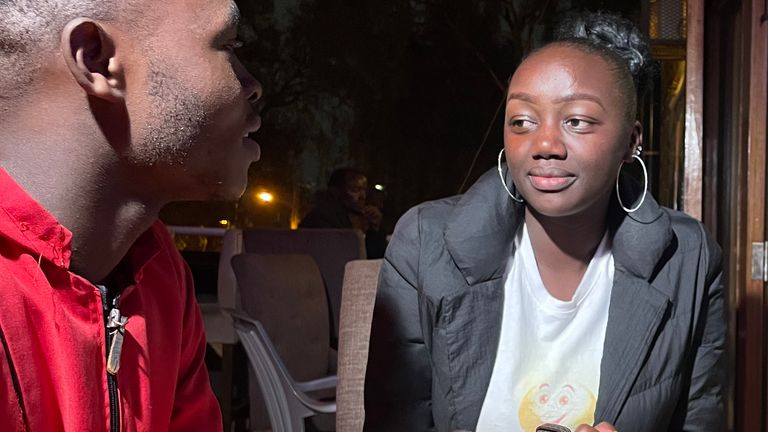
211, 183, 248, 201
192, 176, 249, 202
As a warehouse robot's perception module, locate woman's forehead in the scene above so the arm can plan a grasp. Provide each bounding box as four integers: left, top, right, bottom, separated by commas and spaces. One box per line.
507, 45, 620, 104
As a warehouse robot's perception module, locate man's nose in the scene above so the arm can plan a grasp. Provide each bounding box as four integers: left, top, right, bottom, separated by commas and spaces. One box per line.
234, 60, 262, 103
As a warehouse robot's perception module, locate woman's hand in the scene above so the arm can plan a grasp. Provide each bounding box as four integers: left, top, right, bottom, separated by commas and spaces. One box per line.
575, 422, 617, 432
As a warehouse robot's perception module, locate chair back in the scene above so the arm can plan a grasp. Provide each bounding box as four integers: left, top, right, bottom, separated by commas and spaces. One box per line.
231, 253, 331, 428
241, 228, 366, 341
335, 259, 383, 432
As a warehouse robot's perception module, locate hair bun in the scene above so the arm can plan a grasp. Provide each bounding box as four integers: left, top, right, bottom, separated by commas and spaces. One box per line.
553, 11, 652, 95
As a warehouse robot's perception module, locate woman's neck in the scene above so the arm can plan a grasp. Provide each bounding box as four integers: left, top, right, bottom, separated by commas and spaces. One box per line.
524, 200, 610, 301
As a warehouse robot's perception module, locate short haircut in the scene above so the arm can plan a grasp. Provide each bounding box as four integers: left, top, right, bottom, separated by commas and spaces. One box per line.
327, 167, 366, 189
0, 1, 130, 100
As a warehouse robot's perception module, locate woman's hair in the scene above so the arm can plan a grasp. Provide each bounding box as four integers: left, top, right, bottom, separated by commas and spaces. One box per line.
529, 11, 654, 120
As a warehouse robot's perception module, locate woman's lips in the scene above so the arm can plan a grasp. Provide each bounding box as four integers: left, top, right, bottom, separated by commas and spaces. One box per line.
527, 168, 576, 192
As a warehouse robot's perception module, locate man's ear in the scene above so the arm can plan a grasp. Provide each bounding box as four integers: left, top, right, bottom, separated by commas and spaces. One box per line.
60, 18, 124, 102
623, 120, 643, 162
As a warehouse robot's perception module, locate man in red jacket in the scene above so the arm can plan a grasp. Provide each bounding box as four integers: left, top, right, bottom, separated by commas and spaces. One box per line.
0, 0, 261, 430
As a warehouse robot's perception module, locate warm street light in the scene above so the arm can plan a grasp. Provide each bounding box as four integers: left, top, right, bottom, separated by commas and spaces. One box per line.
374, 184, 385, 191
251, 188, 299, 229
256, 191, 274, 203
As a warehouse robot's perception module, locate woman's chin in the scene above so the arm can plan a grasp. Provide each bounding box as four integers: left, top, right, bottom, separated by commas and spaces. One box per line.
525, 197, 588, 219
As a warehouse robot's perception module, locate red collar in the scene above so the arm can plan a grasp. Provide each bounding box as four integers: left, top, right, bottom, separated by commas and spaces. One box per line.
0, 168, 163, 284
0, 168, 73, 269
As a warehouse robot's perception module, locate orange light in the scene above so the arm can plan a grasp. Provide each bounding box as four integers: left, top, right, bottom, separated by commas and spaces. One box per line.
257, 191, 274, 203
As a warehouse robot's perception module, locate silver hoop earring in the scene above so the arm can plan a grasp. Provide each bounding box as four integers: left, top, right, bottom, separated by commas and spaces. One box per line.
616, 154, 648, 213
497, 149, 524, 203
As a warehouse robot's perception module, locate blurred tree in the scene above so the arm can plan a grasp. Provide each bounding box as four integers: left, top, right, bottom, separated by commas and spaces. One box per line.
235, 0, 567, 229
161, 0, 641, 230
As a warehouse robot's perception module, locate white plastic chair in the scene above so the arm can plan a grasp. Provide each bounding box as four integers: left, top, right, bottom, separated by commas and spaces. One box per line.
229, 311, 337, 432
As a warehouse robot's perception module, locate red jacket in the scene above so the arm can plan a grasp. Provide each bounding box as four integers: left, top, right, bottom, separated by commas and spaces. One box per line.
0, 169, 222, 431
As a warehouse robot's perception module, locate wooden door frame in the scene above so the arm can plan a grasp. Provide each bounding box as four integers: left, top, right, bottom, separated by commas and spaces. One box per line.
701, 0, 768, 430
744, 0, 768, 429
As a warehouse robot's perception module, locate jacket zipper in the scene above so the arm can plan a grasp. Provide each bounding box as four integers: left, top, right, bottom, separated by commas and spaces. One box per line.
0, 326, 29, 430
98, 285, 121, 432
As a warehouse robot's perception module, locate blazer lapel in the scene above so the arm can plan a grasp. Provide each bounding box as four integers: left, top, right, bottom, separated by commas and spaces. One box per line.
444, 168, 524, 286
595, 178, 675, 423
594, 269, 671, 423
442, 167, 523, 428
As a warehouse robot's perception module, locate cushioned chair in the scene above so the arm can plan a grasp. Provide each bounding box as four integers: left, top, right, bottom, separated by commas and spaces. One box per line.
241, 228, 366, 344
335, 259, 383, 432
230, 311, 337, 432
231, 253, 337, 431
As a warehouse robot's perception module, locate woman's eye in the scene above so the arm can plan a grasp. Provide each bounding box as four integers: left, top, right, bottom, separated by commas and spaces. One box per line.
508, 118, 535, 130
565, 118, 592, 131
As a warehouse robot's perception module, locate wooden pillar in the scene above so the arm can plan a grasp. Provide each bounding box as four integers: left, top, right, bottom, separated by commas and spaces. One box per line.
743, 0, 768, 429
683, 0, 704, 219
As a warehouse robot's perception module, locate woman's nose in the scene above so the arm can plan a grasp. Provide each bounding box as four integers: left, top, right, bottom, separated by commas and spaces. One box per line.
532, 123, 567, 160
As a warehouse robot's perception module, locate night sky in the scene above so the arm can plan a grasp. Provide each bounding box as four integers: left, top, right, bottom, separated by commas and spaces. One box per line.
160, 0, 641, 235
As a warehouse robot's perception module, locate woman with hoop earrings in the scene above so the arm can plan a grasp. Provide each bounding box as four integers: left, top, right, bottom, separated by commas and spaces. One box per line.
364, 11, 726, 432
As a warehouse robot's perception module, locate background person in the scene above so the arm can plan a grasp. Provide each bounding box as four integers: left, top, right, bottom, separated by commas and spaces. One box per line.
301, 167, 388, 258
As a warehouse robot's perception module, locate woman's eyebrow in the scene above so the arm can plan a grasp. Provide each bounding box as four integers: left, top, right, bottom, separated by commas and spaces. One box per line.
506, 92, 536, 103
552, 93, 606, 110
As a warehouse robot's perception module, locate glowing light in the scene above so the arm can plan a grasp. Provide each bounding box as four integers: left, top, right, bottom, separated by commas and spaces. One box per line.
218, 219, 230, 226
257, 191, 274, 203
374, 184, 385, 191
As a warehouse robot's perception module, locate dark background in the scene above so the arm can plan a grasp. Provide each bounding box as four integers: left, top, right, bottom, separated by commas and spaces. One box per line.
161, 0, 641, 234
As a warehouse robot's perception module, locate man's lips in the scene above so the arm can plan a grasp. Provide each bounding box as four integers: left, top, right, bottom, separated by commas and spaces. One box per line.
243, 115, 262, 137
527, 167, 576, 192
242, 115, 262, 161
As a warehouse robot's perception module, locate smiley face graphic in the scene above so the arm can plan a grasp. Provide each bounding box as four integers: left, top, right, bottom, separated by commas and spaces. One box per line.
518, 382, 596, 431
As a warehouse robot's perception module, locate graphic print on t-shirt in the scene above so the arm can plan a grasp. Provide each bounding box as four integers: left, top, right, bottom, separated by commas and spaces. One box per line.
475, 225, 614, 432
518, 380, 596, 430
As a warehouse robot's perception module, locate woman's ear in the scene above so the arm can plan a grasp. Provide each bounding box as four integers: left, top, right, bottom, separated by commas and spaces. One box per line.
624, 120, 643, 162
60, 18, 124, 102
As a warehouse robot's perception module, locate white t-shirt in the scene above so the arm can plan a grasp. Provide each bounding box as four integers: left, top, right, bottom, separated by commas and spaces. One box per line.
476, 225, 614, 432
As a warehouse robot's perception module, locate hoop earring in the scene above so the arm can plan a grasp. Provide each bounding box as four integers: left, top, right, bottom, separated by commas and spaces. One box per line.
497, 149, 524, 203
616, 154, 648, 213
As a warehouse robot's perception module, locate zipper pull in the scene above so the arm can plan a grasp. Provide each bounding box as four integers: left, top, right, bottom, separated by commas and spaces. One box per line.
106, 305, 128, 375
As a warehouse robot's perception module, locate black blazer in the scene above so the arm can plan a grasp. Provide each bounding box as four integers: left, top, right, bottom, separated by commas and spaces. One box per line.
364, 168, 726, 432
